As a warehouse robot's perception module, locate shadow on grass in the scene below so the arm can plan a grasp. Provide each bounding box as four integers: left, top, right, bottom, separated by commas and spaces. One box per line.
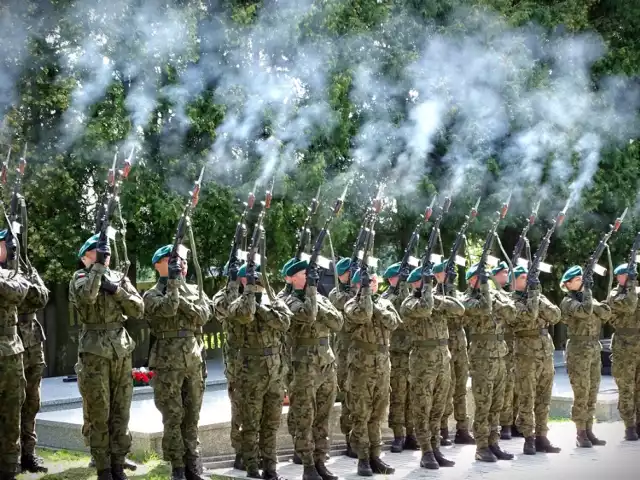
36, 466, 95, 480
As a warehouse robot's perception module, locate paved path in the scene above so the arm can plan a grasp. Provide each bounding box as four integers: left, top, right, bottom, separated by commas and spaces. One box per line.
212, 422, 638, 479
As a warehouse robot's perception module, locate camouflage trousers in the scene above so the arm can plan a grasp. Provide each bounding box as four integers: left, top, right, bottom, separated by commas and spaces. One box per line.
335, 332, 351, 436
441, 346, 470, 430
76, 353, 133, 470
223, 344, 242, 453
347, 358, 390, 459
566, 343, 601, 429
500, 346, 519, 426
152, 361, 205, 468
470, 356, 506, 449
611, 342, 640, 428
388, 352, 414, 437
239, 356, 284, 471
410, 348, 451, 451
514, 353, 554, 437
0, 353, 25, 474
291, 362, 337, 465
21, 343, 45, 456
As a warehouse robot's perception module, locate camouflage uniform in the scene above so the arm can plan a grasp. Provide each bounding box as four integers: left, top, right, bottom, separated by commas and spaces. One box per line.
144, 277, 212, 473
229, 284, 292, 474
462, 281, 515, 459
501, 319, 518, 434
560, 288, 611, 441
16, 268, 49, 470
286, 287, 343, 469
401, 284, 464, 466
0, 267, 30, 477
277, 286, 297, 443
344, 288, 400, 460
607, 279, 640, 437
69, 264, 144, 472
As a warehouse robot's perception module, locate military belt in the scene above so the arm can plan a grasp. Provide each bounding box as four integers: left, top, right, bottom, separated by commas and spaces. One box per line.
295, 337, 330, 346
0, 326, 17, 336
413, 338, 448, 348
156, 330, 196, 339
241, 347, 279, 356
615, 327, 640, 336
568, 335, 599, 342
470, 333, 504, 341
82, 322, 122, 331
504, 333, 514, 340
515, 328, 549, 338
351, 339, 389, 354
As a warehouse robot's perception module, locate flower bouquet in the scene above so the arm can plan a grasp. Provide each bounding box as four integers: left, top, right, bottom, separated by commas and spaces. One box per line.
132, 367, 155, 387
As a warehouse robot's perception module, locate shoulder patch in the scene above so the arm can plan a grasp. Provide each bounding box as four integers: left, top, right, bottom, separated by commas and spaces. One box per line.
76, 273, 86, 279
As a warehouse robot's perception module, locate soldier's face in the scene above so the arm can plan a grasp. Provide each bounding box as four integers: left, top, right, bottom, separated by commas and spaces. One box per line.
617, 273, 628, 286
468, 276, 480, 289
0, 241, 5, 263
435, 272, 445, 283
515, 274, 527, 291
388, 276, 398, 287
410, 280, 421, 290
566, 276, 582, 291
155, 257, 169, 277
338, 272, 350, 284
291, 271, 306, 289
494, 270, 508, 286
82, 250, 110, 268
370, 275, 378, 293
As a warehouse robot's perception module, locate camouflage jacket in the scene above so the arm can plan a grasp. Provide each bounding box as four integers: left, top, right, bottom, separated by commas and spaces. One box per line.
462, 282, 514, 358
17, 268, 49, 349
69, 263, 144, 359
144, 277, 212, 370
384, 285, 412, 354
344, 288, 401, 368
561, 288, 611, 351
285, 286, 344, 366
0, 267, 30, 356
329, 282, 356, 352
507, 287, 559, 358
435, 284, 467, 351
607, 281, 640, 350
212, 281, 242, 352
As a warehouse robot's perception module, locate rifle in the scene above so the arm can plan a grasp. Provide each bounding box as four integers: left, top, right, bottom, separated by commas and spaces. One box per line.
390, 194, 436, 295
511, 201, 540, 269
417, 197, 452, 296
354, 184, 385, 296
349, 183, 384, 281
474, 195, 511, 289
0, 146, 20, 275
245, 177, 274, 287
443, 197, 480, 294
226, 191, 255, 283
622, 231, 640, 292
580, 207, 627, 290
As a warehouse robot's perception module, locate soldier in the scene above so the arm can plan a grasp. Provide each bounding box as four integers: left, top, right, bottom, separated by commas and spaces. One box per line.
0, 229, 30, 480
463, 263, 515, 462
491, 262, 521, 439
505, 266, 562, 454
328, 257, 357, 458
284, 258, 343, 480
344, 269, 400, 477
383, 262, 418, 453
401, 264, 462, 470
560, 265, 612, 447
229, 262, 292, 479
69, 233, 144, 480
144, 245, 212, 480
606, 263, 639, 441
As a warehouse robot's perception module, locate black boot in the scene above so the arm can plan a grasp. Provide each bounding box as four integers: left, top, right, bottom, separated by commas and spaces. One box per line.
171, 467, 186, 480
576, 429, 593, 448
586, 427, 606, 446
292, 452, 303, 465
89, 457, 96, 468
246, 464, 262, 478
403, 434, 420, 450
535, 436, 561, 453
315, 462, 338, 480
185, 464, 206, 480
523, 436, 536, 455
420, 451, 438, 469
0, 473, 16, 480
489, 443, 514, 460
123, 459, 138, 471
21, 453, 48, 473
440, 427, 452, 446
97, 469, 113, 480
474, 447, 497, 463
369, 456, 394, 475
625, 426, 639, 441
433, 448, 455, 467
511, 424, 524, 437
500, 425, 511, 440
112, 464, 128, 480
345, 436, 358, 459
357, 459, 373, 477
390, 436, 404, 453
234, 453, 246, 470
302, 465, 322, 480
454, 428, 476, 444
262, 469, 285, 480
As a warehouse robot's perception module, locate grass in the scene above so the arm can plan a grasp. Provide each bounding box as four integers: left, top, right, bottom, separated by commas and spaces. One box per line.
548, 416, 572, 422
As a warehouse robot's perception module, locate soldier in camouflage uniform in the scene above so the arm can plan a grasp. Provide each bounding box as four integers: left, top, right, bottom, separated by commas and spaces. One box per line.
344, 269, 400, 477
490, 262, 521, 440
144, 245, 212, 480
606, 263, 640, 441
560, 265, 611, 447
463, 263, 515, 462
383, 262, 418, 453
284, 258, 343, 480
69, 233, 144, 480
0, 229, 31, 480
401, 264, 462, 470
328, 257, 357, 458
229, 263, 292, 479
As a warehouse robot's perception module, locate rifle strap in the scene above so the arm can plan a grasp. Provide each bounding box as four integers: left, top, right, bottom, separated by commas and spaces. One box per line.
437, 228, 444, 258
493, 232, 515, 289
116, 201, 130, 276
606, 244, 613, 299
326, 230, 339, 293
187, 219, 204, 300
260, 231, 276, 303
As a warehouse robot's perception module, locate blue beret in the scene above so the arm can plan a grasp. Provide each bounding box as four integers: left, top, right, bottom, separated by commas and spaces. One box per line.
433, 260, 448, 274
513, 265, 527, 278
561, 265, 583, 284
152, 245, 173, 265
383, 262, 401, 280
491, 261, 508, 277
407, 267, 422, 283
281, 258, 297, 277
0, 229, 6, 241
238, 263, 261, 278
465, 263, 480, 281
78, 233, 100, 258
614, 263, 636, 275
285, 259, 309, 277
351, 268, 377, 284
336, 257, 351, 276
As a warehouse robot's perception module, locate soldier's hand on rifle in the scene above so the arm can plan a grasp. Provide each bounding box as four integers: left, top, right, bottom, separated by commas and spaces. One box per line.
399, 265, 410, 283
307, 265, 320, 283
583, 269, 594, 289
168, 255, 181, 280
96, 234, 110, 265
4, 230, 17, 263
479, 267, 489, 285
100, 276, 119, 295
228, 259, 239, 281
527, 273, 540, 288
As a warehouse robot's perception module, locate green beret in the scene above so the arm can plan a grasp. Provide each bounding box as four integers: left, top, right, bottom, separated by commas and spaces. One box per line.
0, 229, 6, 241
285, 259, 309, 277
614, 263, 636, 275
152, 245, 173, 265
465, 263, 480, 281
238, 263, 261, 278
513, 265, 527, 278
383, 262, 401, 280
407, 267, 422, 283
78, 233, 100, 258
336, 257, 351, 276
561, 265, 582, 284
351, 269, 377, 284
491, 261, 508, 277
281, 258, 297, 277
433, 260, 448, 274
